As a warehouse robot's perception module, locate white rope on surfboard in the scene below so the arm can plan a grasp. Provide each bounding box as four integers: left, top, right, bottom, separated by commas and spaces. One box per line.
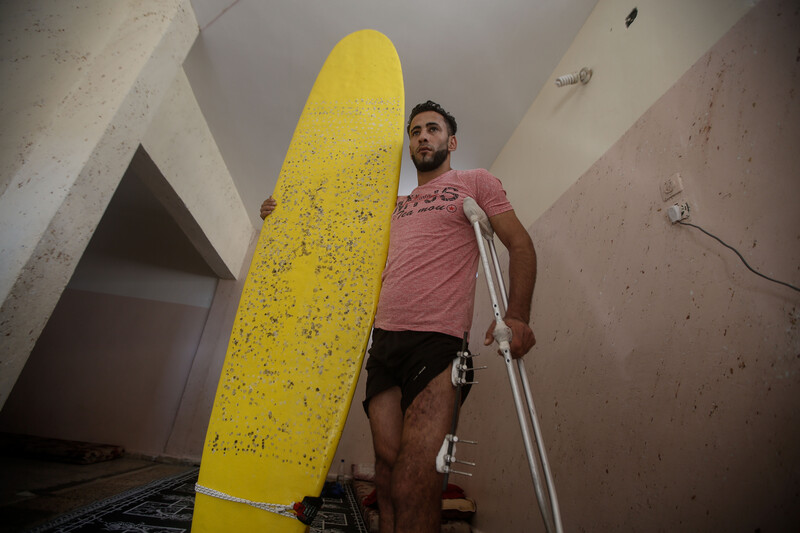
194, 483, 308, 521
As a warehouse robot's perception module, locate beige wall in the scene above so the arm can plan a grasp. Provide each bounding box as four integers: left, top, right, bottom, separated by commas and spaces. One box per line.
165, 232, 260, 461
461, 0, 799, 530
141, 68, 253, 280
0, 154, 237, 457
0, 1, 253, 413
0, 0, 197, 408
492, 0, 754, 231
0, 288, 210, 456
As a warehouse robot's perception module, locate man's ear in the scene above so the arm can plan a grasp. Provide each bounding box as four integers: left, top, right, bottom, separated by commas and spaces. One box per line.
448, 135, 458, 152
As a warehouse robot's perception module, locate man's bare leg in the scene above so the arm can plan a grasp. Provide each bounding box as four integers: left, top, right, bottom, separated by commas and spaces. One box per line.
392, 368, 456, 533
368, 386, 403, 533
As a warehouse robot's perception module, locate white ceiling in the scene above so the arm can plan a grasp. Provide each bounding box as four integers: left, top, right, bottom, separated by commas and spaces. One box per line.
184, 0, 599, 227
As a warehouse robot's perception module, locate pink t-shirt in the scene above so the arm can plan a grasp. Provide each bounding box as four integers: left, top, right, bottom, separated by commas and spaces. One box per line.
374, 168, 513, 338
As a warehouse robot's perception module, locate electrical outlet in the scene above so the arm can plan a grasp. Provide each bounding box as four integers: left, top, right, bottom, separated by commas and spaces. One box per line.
667, 202, 690, 224
660, 172, 684, 202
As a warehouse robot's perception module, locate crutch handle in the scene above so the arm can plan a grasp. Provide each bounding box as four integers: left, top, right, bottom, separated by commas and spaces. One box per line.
492, 319, 515, 362
463, 197, 495, 240
493, 319, 513, 345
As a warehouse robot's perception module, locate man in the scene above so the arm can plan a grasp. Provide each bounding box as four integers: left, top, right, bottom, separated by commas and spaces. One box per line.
263, 101, 536, 532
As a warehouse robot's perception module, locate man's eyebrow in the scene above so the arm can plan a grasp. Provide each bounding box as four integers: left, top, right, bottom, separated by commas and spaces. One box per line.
411, 121, 441, 131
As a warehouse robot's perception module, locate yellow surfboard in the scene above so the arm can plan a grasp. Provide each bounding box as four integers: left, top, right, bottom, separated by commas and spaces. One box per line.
192, 30, 403, 532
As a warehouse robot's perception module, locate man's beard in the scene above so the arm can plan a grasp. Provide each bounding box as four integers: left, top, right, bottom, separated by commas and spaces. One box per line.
411, 145, 449, 172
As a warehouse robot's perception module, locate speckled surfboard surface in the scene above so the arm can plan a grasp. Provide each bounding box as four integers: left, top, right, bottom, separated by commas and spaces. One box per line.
192, 30, 403, 532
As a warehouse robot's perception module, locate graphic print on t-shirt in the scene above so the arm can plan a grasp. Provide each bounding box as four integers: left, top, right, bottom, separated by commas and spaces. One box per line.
393, 186, 460, 219
375, 168, 513, 339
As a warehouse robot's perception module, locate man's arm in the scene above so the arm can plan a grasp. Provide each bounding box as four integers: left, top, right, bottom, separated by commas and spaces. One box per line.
483, 209, 537, 358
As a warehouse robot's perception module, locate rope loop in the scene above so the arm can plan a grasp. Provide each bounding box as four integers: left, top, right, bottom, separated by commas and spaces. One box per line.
194, 484, 323, 525
194, 484, 295, 519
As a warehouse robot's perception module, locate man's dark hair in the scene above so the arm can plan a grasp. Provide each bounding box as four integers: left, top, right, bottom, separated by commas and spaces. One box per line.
407, 100, 457, 137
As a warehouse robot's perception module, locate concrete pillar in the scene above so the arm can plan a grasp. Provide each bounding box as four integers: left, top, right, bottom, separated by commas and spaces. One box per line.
0, 1, 252, 408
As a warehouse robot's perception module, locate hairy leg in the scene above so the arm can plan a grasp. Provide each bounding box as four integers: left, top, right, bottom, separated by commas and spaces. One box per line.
368, 386, 403, 533
392, 368, 456, 533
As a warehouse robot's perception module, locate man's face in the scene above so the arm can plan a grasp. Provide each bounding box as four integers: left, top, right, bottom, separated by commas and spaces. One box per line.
408, 111, 454, 172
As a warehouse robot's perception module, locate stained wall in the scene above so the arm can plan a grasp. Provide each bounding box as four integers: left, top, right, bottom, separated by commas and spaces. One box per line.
0, 0, 201, 407
0, 1, 255, 457
461, 1, 799, 530
493, 0, 755, 229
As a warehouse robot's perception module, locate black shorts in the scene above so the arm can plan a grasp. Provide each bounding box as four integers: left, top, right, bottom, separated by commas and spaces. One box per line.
362, 329, 473, 416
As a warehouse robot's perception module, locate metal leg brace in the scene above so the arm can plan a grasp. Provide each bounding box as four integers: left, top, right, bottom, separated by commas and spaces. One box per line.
436, 334, 481, 489
463, 197, 564, 533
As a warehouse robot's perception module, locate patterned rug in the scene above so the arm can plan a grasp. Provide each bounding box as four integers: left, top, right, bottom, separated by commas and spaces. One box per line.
26, 469, 367, 533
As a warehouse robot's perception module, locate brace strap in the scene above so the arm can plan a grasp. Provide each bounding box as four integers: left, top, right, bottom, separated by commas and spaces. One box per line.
194, 484, 322, 525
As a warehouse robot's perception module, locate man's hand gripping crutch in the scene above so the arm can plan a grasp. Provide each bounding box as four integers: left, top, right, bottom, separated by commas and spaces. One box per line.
463, 197, 564, 533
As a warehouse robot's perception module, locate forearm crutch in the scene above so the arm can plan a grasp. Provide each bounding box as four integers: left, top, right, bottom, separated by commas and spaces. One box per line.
463, 197, 563, 533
